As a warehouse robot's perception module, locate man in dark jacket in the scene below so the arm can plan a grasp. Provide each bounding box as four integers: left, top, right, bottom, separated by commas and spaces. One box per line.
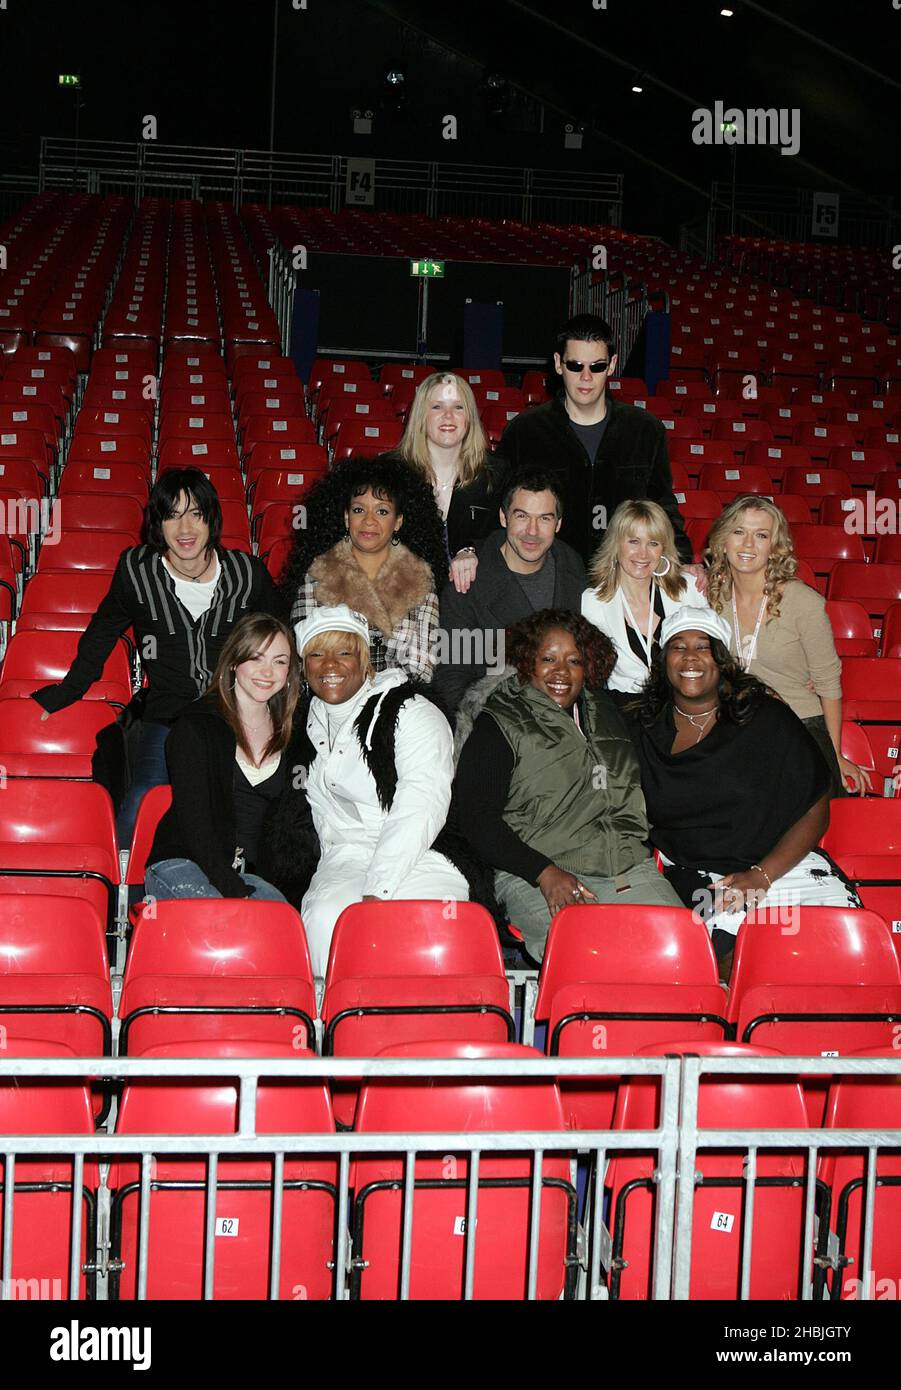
500, 313, 698, 574
433, 472, 586, 720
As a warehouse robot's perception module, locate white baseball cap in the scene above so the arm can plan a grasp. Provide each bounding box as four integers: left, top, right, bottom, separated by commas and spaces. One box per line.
294, 604, 370, 654
659, 605, 732, 648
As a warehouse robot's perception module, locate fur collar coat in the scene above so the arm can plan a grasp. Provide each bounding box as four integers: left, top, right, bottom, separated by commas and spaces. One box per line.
309, 538, 435, 634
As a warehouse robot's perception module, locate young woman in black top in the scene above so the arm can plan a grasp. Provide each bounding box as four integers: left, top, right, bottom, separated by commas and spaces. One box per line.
144, 613, 317, 906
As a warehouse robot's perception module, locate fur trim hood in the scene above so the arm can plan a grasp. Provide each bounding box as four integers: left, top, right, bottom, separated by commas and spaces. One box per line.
452, 663, 519, 764
309, 538, 435, 635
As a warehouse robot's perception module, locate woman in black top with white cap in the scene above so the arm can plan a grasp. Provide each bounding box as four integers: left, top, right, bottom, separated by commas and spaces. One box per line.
627, 605, 861, 974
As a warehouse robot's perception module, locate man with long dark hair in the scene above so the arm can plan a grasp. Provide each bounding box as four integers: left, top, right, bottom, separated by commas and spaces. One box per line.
32, 467, 279, 846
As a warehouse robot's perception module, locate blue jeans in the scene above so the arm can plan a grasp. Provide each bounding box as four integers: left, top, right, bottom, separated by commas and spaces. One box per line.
116, 721, 171, 851
145, 858, 288, 903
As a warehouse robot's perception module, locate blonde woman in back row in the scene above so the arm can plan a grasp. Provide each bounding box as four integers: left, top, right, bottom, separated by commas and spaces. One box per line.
705, 494, 871, 797
581, 499, 710, 707
392, 371, 508, 595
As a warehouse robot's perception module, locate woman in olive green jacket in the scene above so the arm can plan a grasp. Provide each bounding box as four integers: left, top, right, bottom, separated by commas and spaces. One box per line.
453, 608, 682, 962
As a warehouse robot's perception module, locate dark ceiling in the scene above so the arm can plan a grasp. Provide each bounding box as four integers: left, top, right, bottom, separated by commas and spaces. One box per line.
1, 0, 897, 241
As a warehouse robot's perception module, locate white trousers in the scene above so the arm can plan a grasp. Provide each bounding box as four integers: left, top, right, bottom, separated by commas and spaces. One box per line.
300, 847, 469, 977
665, 849, 862, 938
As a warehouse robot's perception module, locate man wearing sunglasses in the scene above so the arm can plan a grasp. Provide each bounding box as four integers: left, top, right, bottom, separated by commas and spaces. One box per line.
500, 314, 699, 581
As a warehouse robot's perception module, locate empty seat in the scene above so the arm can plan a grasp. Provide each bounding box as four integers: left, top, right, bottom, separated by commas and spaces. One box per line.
109, 1042, 337, 1300
791, 525, 866, 591
534, 905, 728, 1128
882, 603, 901, 659
36, 529, 134, 576
698, 462, 774, 496
0, 696, 117, 778
0, 1040, 100, 1299
0, 778, 119, 920
350, 1041, 576, 1301
0, 628, 132, 706
828, 569, 901, 639
826, 600, 879, 657
606, 1042, 816, 1300
0, 894, 111, 1057
819, 1048, 901, 1300
728, 908, 901, 1056
821, 798, 901, 926
119, 899, 317, 1054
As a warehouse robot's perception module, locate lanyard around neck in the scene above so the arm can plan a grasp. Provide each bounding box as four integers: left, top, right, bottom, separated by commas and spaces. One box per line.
621, 582, 657, 665
731, 589, 767, 670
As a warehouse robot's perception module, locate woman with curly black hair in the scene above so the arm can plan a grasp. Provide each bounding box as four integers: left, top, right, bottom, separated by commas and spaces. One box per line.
453, 607, 681, 963
280, 455, 447, 682
627, 606, 860, 977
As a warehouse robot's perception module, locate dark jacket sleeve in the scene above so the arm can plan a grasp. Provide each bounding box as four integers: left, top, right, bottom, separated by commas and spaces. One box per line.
646, 428, 692, 564
31, 552, 134, 713
432, 581, 485, 721
161, 716, 253, 898
454, 712, 552, 885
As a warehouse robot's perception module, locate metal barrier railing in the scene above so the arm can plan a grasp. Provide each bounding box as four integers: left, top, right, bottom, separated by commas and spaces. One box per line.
1, 1052, 899, 1301
38, 139, 623, 224
676, 1053, 901, 1304
0, 1054, 679, 1302
570, 266, 651, 372
267, 243, 297, 357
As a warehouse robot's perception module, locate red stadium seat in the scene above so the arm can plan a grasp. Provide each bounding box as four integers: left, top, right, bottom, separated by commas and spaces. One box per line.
331, 418, 403, 458
672, 490, 722, 522
350, 1041, 576, 1301
792, 422, 859, 460
606, 1043, 814, 1300
119, 899, 316, 1055
821, 798, 901, 927
0, 628, 132, 705
109, 1042, 337, 1301
124, 785, 173, 894
781, 467, 853, 510
36, 529, 134, 576
698, 462, 775, 497
0, 895, 111, 1057
0, 778, 119, 920
709, 419, 774, 458
321, 900, 514, 1124
826, 600, 879, 658
791, 525, 866, 593
875, 535, 901, 566
828, 568, 901, 639
0, 697, 118, 778
840, 721, 899, 798
16, 571, 116, 634
819, 1049, 901, 1300
728, 908, 901, 1056
534, 905, 728, 1129
55, 492, 144, 540
882, 603, 901, 659
840, 656, 901, 719
0, 1040, 100, 1298
58, 460, 149, 504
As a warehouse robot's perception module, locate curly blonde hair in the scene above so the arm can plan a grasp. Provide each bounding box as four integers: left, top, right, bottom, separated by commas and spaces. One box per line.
705, 495, 798, 620
588, 500, 688, 602
395, 373, 489, 490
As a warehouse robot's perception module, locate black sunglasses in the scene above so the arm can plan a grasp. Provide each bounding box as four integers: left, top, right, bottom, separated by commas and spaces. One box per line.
562, 359, 611, 374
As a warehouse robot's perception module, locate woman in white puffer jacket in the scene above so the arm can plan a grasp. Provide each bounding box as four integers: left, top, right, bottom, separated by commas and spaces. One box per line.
294, 604, 468, 976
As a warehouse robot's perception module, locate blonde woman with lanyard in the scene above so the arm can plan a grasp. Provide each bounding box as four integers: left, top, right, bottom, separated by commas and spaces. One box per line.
581, 499, 710, 708
705, 495, 871, 797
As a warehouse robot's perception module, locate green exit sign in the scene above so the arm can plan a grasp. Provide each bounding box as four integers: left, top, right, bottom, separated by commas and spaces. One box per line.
59, 74, 82, 87
410, 259, 445, 278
